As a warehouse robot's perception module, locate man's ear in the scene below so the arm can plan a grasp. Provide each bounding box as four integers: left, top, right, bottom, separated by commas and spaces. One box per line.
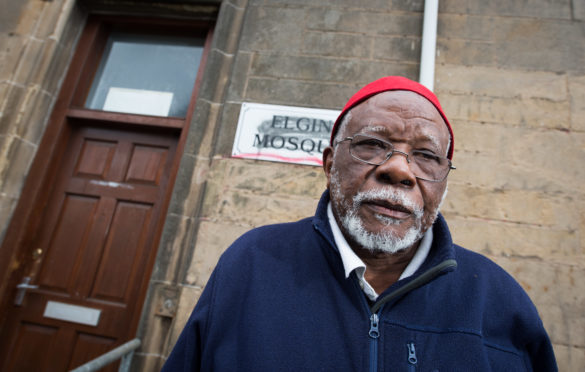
322, 146, 334, 189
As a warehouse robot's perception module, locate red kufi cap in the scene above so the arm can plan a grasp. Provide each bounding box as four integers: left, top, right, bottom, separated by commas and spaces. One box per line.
331, 76, 454, 159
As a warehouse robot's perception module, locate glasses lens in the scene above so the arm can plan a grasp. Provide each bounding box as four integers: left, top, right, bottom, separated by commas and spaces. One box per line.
349, 134, 390, 164
410, 151, 450, 181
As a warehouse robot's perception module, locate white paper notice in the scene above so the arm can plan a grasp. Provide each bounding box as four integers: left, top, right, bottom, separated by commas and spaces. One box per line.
103, 87, 173, 117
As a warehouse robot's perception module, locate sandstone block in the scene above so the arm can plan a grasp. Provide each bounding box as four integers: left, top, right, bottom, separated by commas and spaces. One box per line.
306, 9, 422, 36
447, 216, 580, 258
197, 49, 234, 103
436, 66, 567, 101
444, 183, 579, 229
493, 19, 584, 73
212, 0, 246, 55
436, 39, 495, 67
151, 214, 197, 283
373, 36, 421, 62
440, 0, 572, 19
437, 14, 494, 41
15, 89, 54, 144
185, 220, 249, 287
440, 93, 570, 129
0, 136, 36, 197
225, 51, 253, 102
250, 53, 418, 86
13, 1, 45, 36
218, 158, 326, 199
0, 192, 17, 243
245, 77, 354, 109
239, 6, 304, 52
214, 101, 243, 156
302, 31, 370, 58
569, 75, 585, 132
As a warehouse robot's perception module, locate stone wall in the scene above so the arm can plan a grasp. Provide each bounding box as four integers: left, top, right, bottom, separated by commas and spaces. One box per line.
0, 0, 85, 243
144, 0, 584, 370
436, 1, 584, 368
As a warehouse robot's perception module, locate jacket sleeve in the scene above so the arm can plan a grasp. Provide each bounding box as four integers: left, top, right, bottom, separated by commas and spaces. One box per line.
526, 322, 558, 372
160, 265, 219, 372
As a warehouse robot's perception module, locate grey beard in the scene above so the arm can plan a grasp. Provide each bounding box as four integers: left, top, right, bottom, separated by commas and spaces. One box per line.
328, 164, 445, 254
339, 188, 425, 254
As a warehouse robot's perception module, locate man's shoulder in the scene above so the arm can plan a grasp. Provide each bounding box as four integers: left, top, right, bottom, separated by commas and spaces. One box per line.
217, 216, 320, 265
236, 216, 316, 244
450, 244, 538, 309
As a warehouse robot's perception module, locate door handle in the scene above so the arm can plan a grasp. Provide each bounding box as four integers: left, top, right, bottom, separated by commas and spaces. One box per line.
15, 276, 39, 306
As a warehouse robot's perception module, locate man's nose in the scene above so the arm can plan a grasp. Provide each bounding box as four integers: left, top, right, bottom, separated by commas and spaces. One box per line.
373, 150, 417, 187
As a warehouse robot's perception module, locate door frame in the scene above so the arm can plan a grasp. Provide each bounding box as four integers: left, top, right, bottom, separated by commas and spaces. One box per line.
0, 14, 214, 338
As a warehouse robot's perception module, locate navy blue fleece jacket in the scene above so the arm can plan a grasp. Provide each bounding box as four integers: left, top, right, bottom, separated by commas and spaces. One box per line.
162, 191, 556, 371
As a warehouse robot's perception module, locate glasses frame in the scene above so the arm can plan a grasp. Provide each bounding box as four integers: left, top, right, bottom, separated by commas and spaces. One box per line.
334, 134, 456, 182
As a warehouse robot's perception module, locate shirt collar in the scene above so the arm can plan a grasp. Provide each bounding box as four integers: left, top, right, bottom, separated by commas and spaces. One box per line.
327, 202, 433, 281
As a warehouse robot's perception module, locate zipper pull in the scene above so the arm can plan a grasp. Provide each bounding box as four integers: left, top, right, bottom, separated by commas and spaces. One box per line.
369, 313, 379, 338
407, 343, 417, 364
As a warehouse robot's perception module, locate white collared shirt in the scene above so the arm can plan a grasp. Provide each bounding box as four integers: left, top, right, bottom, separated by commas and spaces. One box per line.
327, 202, 432, 301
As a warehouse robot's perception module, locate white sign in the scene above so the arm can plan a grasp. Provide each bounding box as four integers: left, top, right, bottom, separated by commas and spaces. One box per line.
104, 87, 173, 117
232, 103, 340, 166
43, 301, 102, 326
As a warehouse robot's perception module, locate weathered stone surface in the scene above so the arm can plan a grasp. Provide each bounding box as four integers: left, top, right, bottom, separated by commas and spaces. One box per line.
150, 213, 197, 283
438, 14, 494, 41
185, 220, 249, 287
306, 9, 422, 36
447, 215, 580, 257
196, 49, 234, 103
239, 6, 305, 52
214, 101, 242, 156
436, 66, 567, 101
436, 39, 496, 66
441, 0, 572, 19
440, 92, 570, 129
373, 36, 421, 62
569, 74, 585, 132
250, 53, 417, 85
444, 183, 580, 229
212, 0, 246, 54
225, 51, 253, 102
0, 192, 17, 243
493, 19, 584, 73
0, 136, 36, 197
302, 31, 370, 58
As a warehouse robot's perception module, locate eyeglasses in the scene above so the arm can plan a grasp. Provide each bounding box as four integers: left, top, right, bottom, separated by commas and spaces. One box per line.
335, 133, 455, 182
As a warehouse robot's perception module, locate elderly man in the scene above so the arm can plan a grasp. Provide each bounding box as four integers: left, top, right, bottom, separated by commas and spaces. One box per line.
162, 77, 557, 371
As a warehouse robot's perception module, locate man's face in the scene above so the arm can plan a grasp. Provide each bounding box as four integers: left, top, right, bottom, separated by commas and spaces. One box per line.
323, 90, 450, 254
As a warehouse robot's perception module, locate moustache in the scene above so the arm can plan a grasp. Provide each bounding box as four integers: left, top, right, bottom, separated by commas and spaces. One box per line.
351, 188, 424, 219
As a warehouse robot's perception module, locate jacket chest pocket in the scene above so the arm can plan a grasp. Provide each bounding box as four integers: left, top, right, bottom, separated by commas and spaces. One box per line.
380, 322, 528, 371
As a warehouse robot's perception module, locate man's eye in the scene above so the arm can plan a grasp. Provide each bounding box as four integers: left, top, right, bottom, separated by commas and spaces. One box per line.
412, 150, 440, 162
354, 138, 386, 149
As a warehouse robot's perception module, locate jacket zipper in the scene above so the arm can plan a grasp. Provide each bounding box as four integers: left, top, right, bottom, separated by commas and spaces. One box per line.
407, 342, 417, 371
369, 313, 380, 372
365, 259, 457, 371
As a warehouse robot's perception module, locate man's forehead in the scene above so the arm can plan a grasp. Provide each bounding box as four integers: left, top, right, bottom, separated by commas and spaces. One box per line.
365, 90, 443, 119
359, 124, 445, 151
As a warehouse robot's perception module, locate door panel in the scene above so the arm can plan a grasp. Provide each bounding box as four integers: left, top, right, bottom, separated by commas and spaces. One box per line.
0, 123, 178, 371
68, 332, 117, 372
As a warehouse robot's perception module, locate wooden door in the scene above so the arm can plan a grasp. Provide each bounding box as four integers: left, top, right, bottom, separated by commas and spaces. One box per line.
0, 122, 178, 371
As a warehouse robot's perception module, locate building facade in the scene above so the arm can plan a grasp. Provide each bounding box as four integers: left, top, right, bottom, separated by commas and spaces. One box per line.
0, 0, 583, 370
